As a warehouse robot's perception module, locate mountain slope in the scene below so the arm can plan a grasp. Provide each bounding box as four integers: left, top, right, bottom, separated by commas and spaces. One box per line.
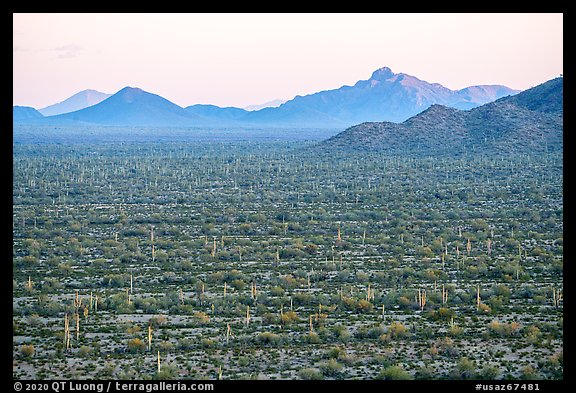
243, 67, 519, 126
504, 77, 563, 114
48, 87, 204, 126
13, 106, 44, 121
38, 89, 112, 116
321, 77, 562, 155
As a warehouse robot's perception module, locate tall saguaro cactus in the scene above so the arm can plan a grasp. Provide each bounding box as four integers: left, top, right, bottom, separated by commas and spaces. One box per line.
476, 284, 481, 310
418, 289, 427, 311
226, 323, 232, 344
75, 312, 80, 340
63, 313, 70, 348
211, 237, 217, 258
552, 288, 562, 308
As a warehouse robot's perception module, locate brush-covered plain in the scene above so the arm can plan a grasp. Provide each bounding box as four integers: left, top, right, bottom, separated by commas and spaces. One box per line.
13, 141, 562, 380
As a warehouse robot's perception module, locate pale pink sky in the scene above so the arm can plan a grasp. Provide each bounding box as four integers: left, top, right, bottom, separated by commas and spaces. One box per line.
13, 13, 563, 109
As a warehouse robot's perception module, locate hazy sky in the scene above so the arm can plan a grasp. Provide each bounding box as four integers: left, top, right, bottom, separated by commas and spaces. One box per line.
13, 13, 563, 109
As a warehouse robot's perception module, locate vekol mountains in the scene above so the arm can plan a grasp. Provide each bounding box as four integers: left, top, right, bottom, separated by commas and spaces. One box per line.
322, 77, 563, 155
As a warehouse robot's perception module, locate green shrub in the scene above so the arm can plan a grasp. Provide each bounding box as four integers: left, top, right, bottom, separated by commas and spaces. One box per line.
298, 368, 323, 380
320, 358, 343, 377
377, 365, 412, 380
20, 344, 35, 358
126, 338, 146, 353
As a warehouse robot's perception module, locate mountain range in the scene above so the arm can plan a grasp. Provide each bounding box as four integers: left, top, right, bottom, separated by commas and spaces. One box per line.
13, 67, 519, 128
321, 77, 563, 155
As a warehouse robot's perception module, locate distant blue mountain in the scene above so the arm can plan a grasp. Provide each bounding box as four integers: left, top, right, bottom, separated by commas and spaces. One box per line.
47, 87, 207, 126
13, 106, 44, 121
185, 104, 248, 122
240, 67, 519, 126
15, 67, 520, 128
38, 89, 111, 116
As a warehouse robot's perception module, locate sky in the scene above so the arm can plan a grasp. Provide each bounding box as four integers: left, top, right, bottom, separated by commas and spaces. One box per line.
13, 13, 563, 109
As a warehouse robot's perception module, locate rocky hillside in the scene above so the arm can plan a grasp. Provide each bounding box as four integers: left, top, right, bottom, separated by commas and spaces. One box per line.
321, 77, 562, 155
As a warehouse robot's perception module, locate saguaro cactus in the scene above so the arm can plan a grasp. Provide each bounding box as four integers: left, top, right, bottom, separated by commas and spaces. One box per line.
226, 323, 232, 344
476, 284, 481, 310
418, 289, 427, 311
75, 312, 80, 340
148, 324, 153, 351
201, 283, 205, 306
157, 350, 161, 373
211, 237, 217, 257
251, 281, 257, 301
63, 313, 69, 347
552, 288, 563, 308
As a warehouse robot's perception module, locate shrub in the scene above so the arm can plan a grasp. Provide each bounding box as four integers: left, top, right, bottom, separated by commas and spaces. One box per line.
519, 365, 540, 380
298, 368, 323, 380
452, 357, 476, 380
280, 311, 299, 325
193, 311, 210, 324
377, 365, 412, 380
20, 344, 34, 358
320, 358, 343, 377
126, 338, 146, 353
415, 365, 435, 379
155, 364, 178, 380
477, 365, 500, 380
388, 322, 408, 338
78, 345, 92, 357
149, 315, 168, 328
448, 325, 464, 337
257, 332, 282, 345
302, 332, 321, 344
356, 299, 374, 312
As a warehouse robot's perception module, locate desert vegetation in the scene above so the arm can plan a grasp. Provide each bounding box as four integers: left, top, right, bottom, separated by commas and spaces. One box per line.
12, 140, 562, 380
